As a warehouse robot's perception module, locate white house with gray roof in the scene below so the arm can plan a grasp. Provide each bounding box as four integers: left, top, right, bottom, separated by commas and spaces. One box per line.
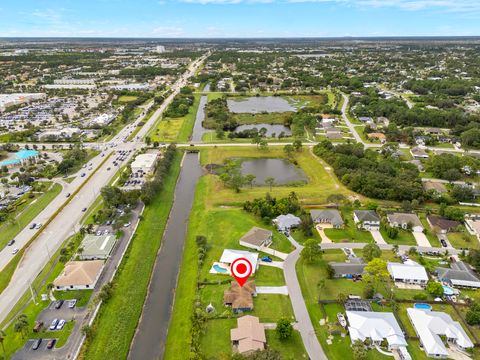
387, 213, 423, 232
436, 261, 480, 289
310, 209, 344, 228
272, 214, 301, 231
407, 308, 474, 358
353, 210, 380, 230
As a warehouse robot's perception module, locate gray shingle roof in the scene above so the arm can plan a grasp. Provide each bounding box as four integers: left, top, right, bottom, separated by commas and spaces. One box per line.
354, 210, 380, 223
310, 209, 344, 227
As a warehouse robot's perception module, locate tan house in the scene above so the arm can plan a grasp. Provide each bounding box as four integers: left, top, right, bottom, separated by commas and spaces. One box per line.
53, 260, 104, 290
239, 227, 272, 251
224, 280, 256, 313
231, 315, 266, 355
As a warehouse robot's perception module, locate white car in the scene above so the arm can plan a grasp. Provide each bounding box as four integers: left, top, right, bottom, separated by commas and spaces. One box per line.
12, 248, 19, 255
56, 319, 66, 330
123, 222, 131, 228
49, 319, 58, 330
35, 223, 42, 229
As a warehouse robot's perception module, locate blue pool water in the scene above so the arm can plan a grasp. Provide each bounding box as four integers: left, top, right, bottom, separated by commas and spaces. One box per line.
443, 285, 454, 296
213, 264, 228, 273
414, 303, 432, 310
16, 149, 39, 159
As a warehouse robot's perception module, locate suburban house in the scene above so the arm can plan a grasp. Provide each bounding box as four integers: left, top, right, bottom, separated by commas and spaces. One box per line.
346, 311, 410, 355
231, 315, 266, 355
219, 249, 259, 274
436, 261, 480, 289
239, 227, 272, 251
426, 215, 460, 234
387, 213, 424, 232
465, 219, 480, 240
272, 214, 301, 231
353, 210, 380, 230
53, 260, 103, 290
329, 258, 365, 278
387, 261, 429, 285
407, 308, 474, 358
410, 147, 429, 159
310, 209, 344, 229
78, 234, 116, 260
224, 280, 256, 313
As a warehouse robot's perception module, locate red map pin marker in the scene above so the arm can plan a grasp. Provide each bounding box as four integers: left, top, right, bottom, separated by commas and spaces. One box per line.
231, 257, 252, 287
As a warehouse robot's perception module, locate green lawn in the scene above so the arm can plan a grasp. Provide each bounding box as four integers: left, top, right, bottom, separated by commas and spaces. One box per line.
380, 226, 416, 246
53, 289, 93, 307
324, 208, 374, 243
266, 329, 308, 359
149, 94, 201, 142
80, 152, 183, 360
448, 230, 479, 250
253, 294, 294, 322
0, 182, 62, 250
199, 146, 359, 206
254, 266, 285, 286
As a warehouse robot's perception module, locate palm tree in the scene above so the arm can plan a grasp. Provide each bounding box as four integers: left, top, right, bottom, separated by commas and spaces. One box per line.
0, 329, 5, 354
265, 177, 275, 192
14, 314, 28, 339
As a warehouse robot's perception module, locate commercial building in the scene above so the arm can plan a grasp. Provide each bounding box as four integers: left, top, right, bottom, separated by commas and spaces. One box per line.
131, 153, 159, 174
53, 260, 104, 290
79, 234, 116, 260
0, 93, 46, 112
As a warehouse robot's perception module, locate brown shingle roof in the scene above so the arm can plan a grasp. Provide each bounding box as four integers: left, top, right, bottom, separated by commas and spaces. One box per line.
231, 315, 266, 354
53, 260, 103, 287
224, 280, 256, 311
239, 227, 272, 247
427, 215, 460, 231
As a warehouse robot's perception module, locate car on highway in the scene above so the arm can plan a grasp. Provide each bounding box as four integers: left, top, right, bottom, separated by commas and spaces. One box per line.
107, 167, 111, 171
30, 223, 36, 229
49, 319, 59, 330
47, 339, 56, 349
7, 239, 15, 246
81, 173, 86, 177
32, 339, 42, 350
12, 248, 18, 255
56, 319, 66, 330
66, 193, 71, 198
82, 207, 87, 212
54, 300, 64, 309
35, 223, 42, 229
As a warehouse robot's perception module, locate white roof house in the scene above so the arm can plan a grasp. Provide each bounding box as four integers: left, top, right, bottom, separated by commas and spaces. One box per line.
407, 308, 474, 358
272, 214, 301, 231
346, 311, 408, 351
387, 261, 429, 284
220, 249, 259, 274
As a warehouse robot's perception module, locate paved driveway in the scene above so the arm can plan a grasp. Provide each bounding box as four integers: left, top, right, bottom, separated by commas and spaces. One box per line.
413, 232, 431, 247
259, 246, 288, 260
370, 230, 387, 245
256, 286, 289, 295
316, 226, 332, 244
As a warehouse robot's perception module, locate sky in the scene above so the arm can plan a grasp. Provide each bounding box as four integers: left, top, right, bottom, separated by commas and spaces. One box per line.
1, 0, 480, 38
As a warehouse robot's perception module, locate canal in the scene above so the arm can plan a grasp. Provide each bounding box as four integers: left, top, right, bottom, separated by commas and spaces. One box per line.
191, 95, 212, 142
128, 152, 202, 360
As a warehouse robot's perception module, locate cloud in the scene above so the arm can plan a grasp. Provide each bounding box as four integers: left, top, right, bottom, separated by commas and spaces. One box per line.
179, 0, 480, 12
151, 26, 186, 36
31, 8, 63, 22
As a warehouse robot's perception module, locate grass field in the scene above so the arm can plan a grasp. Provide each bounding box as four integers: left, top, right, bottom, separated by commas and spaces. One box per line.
79, 152, 183, 360
118, 95, 138, 103
0, 182, 62, 250
380, 226, 417, 246
448, 230, 479, 249
149, 94, 201, 142
323, 208, 374, 243
199, 146, 359, 206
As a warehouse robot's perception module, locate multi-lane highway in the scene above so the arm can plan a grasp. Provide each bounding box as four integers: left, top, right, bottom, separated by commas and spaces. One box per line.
0, 54, 207, 325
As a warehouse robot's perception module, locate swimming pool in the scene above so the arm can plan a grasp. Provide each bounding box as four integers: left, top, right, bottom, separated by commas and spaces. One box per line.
213, 264, 228, 273
16, 149, 39, 159
414, 303, 432, 310
443, 285, 454, 296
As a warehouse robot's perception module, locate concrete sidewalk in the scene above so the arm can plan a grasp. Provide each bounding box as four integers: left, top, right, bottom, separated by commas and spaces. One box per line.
256, 286, 289, 295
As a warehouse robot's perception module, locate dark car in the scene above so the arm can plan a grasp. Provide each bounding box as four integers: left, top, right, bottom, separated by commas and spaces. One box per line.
54, 300, 64, 309
29, 223, 36, 229
32, 339, 42, 350
107, 167, 111, 171
66, 193, 71, 198
441, 239, 448, 247
46, 339, 56, 349
82, 207, 87, 212
7, 239, 15, 246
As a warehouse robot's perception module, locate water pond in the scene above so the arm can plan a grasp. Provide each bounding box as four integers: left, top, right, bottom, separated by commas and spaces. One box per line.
227, 96, 297, 113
